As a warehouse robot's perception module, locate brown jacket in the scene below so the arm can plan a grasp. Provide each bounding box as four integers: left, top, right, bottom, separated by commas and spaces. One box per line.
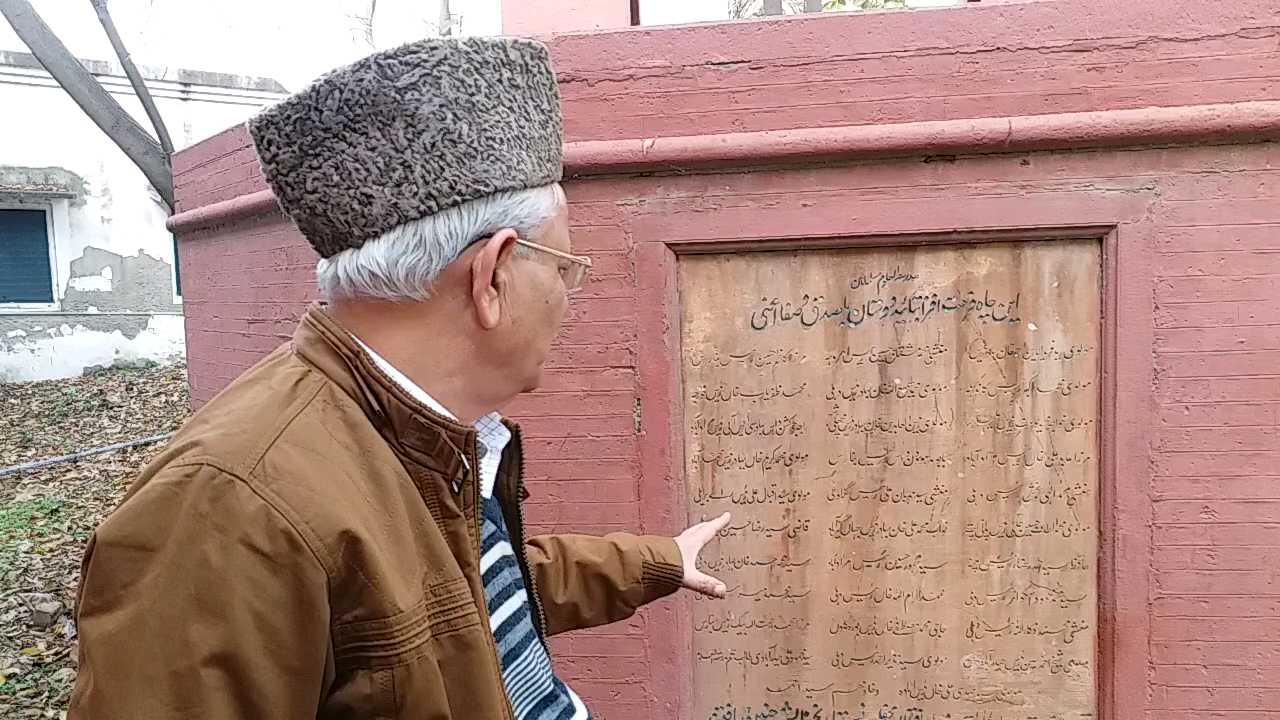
68, 307, 685, 719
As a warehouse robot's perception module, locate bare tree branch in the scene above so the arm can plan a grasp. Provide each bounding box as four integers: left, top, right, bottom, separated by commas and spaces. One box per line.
0, 0, 173, 209
90, 0, 173, 156
356, 0, 376, 48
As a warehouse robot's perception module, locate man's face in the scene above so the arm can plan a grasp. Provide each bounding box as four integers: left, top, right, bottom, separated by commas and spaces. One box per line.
493, 201, 574, 393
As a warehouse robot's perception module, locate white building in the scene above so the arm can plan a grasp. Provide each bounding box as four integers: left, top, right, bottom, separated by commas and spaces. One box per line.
0, 0, 959, 382
0, 50, 286, 381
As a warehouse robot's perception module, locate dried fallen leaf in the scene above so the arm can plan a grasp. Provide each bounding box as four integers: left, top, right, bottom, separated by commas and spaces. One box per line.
1, 363, 188, 716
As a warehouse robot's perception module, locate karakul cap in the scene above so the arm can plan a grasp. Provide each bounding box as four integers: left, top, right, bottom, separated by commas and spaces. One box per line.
247, 37, 563, 259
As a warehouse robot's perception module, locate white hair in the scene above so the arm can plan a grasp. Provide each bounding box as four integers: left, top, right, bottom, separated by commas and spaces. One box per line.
316, 183, 564, 301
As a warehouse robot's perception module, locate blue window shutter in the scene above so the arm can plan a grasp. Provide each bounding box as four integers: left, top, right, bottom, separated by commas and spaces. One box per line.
0, 209, 54, 303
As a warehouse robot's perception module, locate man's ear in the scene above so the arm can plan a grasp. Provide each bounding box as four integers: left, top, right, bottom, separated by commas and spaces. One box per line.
470, 228, 519, 330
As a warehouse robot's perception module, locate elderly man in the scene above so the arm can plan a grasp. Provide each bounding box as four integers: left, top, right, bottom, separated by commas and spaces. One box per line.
68, 37, 728, 719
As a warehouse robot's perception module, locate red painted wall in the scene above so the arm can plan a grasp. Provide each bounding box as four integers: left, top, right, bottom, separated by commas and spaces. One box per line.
171, 1, 1280, 718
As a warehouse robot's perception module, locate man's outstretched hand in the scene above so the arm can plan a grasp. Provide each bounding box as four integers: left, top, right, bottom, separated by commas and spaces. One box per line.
674, 512, 731, 598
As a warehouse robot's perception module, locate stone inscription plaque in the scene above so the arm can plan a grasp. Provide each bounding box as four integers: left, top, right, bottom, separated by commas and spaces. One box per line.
679, 240, 1100, 720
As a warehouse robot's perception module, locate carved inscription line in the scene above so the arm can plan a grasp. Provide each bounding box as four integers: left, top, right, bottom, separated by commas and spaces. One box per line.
682, 245, 1100, 720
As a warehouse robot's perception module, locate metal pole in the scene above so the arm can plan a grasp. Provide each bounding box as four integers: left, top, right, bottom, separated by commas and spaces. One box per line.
0, 433, 174, 479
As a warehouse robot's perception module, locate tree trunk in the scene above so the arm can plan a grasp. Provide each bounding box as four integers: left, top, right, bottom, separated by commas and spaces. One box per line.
0, 0, 173, 209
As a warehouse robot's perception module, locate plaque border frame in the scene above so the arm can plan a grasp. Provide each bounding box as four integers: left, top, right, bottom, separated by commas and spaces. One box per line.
631, 223, 1148, 720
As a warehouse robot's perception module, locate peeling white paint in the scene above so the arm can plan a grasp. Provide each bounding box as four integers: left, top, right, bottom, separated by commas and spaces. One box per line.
68, 272, 113, 292
0, 51, 284, 382
5, 329, 25, 338
2, 55, 285, 311
0, 315, 185, 382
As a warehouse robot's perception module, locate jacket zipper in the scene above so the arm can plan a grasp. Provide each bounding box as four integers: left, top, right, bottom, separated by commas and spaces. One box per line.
458, 442, 517, 720
508, 425, 550, 641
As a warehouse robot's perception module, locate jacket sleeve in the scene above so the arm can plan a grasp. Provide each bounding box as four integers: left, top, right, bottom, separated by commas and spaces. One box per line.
523, 532, 684, 636
68, 464, 331, 720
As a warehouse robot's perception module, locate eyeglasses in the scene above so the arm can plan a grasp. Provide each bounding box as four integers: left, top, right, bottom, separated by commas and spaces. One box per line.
514, 238, 593, 293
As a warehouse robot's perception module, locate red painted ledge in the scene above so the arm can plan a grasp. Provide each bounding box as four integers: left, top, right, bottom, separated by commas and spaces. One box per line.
168, 100, 1280, 235
168, 188, 280, 234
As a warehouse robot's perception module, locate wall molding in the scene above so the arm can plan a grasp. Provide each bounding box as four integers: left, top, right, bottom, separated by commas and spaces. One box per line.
168, 100, 1280, 235
562, 100, 1280, 175
168, 189, 281, 234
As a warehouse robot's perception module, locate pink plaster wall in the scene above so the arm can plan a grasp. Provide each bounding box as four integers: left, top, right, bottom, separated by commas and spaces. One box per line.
170, 1, 1280, 717
501, 0, 631, 36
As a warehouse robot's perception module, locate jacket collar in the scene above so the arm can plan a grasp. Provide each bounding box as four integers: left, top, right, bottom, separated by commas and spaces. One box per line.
292, 304, 478, 483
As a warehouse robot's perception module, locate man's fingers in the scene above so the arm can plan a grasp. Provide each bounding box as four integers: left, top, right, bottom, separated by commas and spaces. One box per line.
707, 511, 731, 532
684, 569, 727, 598
675, 512, 731, 599
697, 512, 731, 544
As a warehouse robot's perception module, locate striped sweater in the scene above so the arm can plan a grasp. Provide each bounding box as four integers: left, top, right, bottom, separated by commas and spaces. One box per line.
358, 341, 588, 719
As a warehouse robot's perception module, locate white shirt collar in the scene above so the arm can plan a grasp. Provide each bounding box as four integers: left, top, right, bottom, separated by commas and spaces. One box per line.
354, 337, 510, 498
354, 337, 456, 420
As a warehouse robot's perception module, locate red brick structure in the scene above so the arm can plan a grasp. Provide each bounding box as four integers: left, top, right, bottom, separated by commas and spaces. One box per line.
169, 1, 1280, 717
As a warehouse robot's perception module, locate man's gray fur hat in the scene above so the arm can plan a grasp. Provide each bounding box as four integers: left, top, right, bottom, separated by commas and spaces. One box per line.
247, 37, 563, 259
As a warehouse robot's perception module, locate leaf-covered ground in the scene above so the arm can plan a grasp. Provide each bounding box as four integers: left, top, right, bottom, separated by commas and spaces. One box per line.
0, 364, 189, 718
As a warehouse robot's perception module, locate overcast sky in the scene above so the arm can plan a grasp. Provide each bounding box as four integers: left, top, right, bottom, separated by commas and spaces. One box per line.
0, 0, 501, 89
1, 0, 961, 90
